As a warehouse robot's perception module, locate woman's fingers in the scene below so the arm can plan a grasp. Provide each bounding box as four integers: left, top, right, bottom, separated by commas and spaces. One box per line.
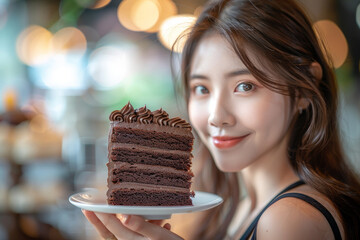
83, 210, 180, 240
146, 219, 171, 230
147, 219, 164, 226
94, 212, 144, 240
82, 210, 116, 240
122, 215, 183, 240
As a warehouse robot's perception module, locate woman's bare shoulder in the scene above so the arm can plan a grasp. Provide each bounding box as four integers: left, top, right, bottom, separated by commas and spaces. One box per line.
256, 186, 343, 240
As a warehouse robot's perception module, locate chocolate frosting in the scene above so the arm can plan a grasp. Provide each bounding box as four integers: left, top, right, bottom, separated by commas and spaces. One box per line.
136, 106, 153, 124
152, 108, 169, 126
167, 117, 192, 130
124, 112, 137, 123
120, 102, 137, 123
119, 102, 134, 115
109, 110, 124, 122
109, 102, 192, 130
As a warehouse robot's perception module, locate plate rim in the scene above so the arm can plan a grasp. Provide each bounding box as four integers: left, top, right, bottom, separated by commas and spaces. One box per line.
69, 190, 223, 215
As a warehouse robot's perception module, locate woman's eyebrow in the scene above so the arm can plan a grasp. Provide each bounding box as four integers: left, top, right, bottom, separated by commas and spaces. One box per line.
189, 74, 208, 80
226, 69, 251, 78
189, 69, 251, 81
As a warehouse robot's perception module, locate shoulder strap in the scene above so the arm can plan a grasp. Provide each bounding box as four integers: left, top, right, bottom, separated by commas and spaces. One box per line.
250, 193, 342, 240
240, 180, 305, 240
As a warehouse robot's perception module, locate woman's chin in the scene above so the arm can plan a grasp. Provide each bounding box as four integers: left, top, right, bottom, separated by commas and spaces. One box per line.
214, 161, 241, 173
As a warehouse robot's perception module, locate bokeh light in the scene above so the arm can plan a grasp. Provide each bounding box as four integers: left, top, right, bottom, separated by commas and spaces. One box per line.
75, 0, 111, 9
16, 25, 53, 66
118, 0, 161, 32
91, 0, 111, 9
51, 27, 87, 57
3, 88, 17, 111
88, 45, 138, 89
132, 0, 159, 31
158, 14, 197, 52
145, 0, 177, 33
30, 54, 86, 91
313, 20, 349, 68
117, 0, 138, 31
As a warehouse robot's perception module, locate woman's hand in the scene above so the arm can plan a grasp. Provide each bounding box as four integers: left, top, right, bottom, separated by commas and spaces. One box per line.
82, 210, 184, 240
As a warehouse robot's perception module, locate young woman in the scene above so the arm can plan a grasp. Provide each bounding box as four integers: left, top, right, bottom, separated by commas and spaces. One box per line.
83, 0, 360, 239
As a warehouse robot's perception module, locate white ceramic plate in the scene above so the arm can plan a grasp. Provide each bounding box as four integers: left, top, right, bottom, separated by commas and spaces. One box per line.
69, 189, 223, 220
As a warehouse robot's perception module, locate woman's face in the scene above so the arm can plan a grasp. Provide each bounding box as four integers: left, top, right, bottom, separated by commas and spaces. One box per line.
188, 34, 294, 172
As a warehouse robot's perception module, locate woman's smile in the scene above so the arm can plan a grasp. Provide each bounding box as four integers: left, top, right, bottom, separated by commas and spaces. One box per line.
212, 135, 250, 149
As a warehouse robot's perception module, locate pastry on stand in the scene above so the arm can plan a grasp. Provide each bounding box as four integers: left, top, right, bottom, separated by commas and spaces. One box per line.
0, 89, 68, 240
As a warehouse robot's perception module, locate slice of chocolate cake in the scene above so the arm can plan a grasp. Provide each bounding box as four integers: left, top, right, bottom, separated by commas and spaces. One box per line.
107, 102, 194, 206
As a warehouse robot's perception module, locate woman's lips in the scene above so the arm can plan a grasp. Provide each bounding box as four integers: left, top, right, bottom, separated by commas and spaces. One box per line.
212, 135, 249, 149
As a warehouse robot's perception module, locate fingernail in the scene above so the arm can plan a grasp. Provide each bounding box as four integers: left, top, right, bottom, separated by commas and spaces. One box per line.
121, 214, 130, 224
164, 223, 171, 230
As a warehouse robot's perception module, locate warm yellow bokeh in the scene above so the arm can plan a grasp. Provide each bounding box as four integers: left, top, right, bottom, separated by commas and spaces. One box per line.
91, 0, 111, 9
313, 20, 348, 69
16, 25, 87, 66
51, 27, 87, 56
117, 0, 177, 33
76, 0, 111, 9
16, 25, 53, 66
3, 89, 17, 111
144, 0, 178, 33
158, 14, 197, 52
118, 0, 161, 32
131, 0, 160, 31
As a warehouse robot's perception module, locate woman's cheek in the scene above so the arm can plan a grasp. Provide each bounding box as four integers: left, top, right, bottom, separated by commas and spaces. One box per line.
188, 100, 208, 134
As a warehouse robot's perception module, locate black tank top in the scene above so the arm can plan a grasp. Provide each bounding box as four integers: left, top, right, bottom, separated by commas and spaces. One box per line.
239, 180, 342, 240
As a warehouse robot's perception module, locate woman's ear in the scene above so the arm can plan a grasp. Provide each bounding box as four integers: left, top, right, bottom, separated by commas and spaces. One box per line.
309, 62, 323, 83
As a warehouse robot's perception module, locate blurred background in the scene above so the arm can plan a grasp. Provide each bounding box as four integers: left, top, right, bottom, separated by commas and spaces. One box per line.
0, 0, 359, 239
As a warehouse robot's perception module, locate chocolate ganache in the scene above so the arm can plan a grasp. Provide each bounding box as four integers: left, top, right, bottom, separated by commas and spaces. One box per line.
109, 102, 192, 130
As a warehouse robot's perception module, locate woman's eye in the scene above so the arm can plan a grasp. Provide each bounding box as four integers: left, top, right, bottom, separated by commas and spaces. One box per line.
193, 85, 209, 95
235, 82, 254, 92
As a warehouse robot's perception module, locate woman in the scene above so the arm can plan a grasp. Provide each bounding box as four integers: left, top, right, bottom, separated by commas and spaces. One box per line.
83, 0, 360, 239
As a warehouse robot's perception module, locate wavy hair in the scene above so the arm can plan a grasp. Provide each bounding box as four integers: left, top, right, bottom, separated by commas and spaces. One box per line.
174, 0, 360, 239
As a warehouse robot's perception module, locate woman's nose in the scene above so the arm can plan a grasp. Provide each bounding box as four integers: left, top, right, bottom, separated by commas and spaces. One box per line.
208, 97, 236, 128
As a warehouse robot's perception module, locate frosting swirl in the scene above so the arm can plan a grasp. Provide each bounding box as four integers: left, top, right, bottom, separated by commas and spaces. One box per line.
124, 112, 137, 123
136, 106, 153, 124
109, 110, 124, 122
118, 102, 136, 123
109, 102, 192, 129
152, 108, 169, 126
167, 117, 192, 130
119, 102, 134, 116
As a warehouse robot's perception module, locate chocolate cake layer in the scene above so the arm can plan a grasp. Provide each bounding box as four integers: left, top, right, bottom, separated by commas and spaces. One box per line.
107, 183, 194, 206
109, 143, 192, 171
108, 162, 193, 188
111, 127, 193, 151
111, 121, 193, 138
107, 190, 193, 206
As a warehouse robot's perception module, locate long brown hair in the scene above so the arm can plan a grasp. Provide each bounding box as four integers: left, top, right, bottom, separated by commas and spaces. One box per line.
175, 0, 360, 239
